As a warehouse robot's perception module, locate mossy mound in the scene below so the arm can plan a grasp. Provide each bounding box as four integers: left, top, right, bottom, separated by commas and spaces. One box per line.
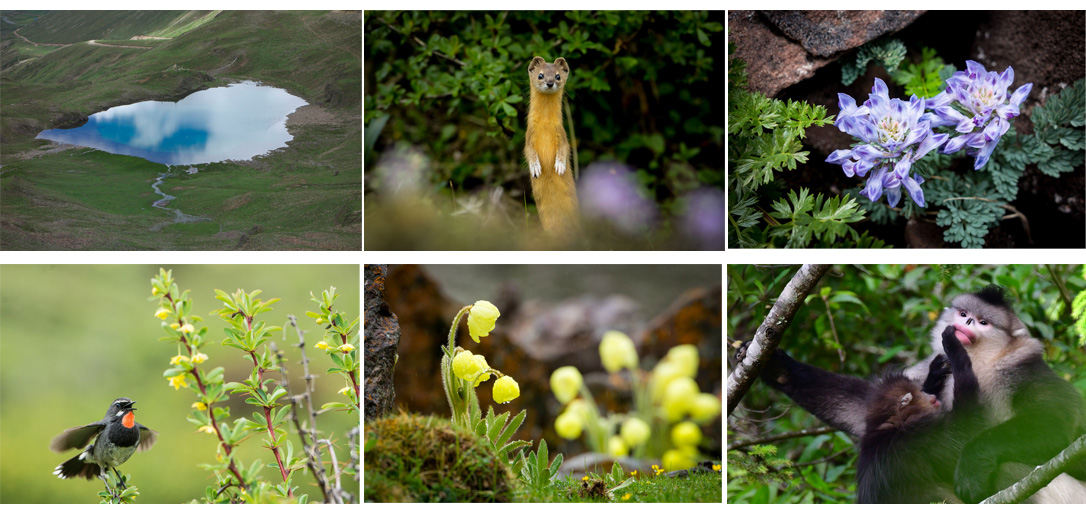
364, 413, 514, 502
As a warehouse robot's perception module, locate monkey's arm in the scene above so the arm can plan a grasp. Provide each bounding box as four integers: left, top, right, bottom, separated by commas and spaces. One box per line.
954, 360, 1086, 503
940, 326, 979, 407
759, 348, 872, 437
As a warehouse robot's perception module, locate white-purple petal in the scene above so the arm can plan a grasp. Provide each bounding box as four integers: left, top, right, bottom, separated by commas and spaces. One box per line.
965, 60, 987, 79
902, 174, 926, 208
827, 149, 853, 165
915, 132, 948, 160
853, 159, 874, 177
1009, 83, 1032, 107
943, 133, 973, 154
885, 186, 901, 208
852, 144, 886, 162
902, 120, 930, 148
974, 137, 1000, 169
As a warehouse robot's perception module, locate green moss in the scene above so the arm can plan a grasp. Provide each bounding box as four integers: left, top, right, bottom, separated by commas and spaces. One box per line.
364, 413, 515, 502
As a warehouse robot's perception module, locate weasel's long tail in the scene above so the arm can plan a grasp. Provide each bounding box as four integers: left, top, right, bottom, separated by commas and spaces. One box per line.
530, 170, 580, 237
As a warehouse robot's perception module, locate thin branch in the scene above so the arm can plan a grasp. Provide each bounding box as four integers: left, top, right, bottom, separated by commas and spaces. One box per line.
726, 264, 832, 415
728, 427, 838, 451
981, 433, 1086, 504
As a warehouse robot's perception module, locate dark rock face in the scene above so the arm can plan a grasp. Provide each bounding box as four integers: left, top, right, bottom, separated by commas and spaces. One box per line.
729, 10, 925, 97
364, 264, 400, 421
763, 10, 925, 57
972, 11, 1085, 108
52, 111, 88, 129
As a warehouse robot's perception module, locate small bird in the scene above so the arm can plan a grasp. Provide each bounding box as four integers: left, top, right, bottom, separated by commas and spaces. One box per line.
50, 397, 156, 488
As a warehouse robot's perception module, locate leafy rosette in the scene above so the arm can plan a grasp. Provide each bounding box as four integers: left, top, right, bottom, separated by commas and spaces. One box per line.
827, 78, 947, 207
927, 60, 1032, 169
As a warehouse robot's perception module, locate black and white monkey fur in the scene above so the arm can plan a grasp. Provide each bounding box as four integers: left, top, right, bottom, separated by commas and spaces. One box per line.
752, 286, 1086, 503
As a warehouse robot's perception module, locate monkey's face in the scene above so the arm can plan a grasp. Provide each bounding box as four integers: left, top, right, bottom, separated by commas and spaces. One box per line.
872, 381, 940, 431
935, 292, 1025, 356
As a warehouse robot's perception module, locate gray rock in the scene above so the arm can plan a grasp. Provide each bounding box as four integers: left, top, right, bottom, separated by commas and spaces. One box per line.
763, 10, 925, 57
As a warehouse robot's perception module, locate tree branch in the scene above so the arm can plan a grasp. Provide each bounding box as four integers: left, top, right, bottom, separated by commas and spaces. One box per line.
727, 426, 838, 451
726, 264, 832, 416
980, 433, 1086, 504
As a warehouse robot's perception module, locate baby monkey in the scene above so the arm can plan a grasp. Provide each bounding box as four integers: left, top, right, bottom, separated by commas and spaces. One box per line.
856, 326, 980, 503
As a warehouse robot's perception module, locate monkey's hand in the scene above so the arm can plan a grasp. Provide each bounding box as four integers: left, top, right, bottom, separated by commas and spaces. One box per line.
941, 325, 966, 363
922, 354, 950, 396
555, 156, 566, 175
529, 158, 542, 178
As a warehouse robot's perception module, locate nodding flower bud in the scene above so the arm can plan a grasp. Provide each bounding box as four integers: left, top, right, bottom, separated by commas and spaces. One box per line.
666, 344, 699, 378
599, 330, 638, 373
452, 350, 479, 380
550, 366, 583, 404
492, 376, 520, 404
671, 421, 703, 447
467, 301, 500, 342
555, 411, 583, 439
620, 417, 651, 446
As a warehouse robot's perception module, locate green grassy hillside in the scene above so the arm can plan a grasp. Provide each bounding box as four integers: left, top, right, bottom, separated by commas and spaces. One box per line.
16, 10, 214, 44
0, 10, 361, 250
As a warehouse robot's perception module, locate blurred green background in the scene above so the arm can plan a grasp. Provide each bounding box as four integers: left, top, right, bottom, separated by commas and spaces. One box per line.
0, 264, 360, 503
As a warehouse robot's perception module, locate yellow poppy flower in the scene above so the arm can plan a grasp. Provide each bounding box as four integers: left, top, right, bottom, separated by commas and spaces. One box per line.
492, 376, 520, 404
555, 411, 583, 439
467, 301, 500, 342
671, 421, 702, 447
620, 417, 651, 446
549, 366, 583, 404
599, 330, 638, 372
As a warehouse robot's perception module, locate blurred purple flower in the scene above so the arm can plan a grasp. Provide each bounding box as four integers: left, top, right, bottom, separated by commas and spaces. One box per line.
927, 60, 1032, 169
827, 78, 947, 208
680, 188, 726, 250
579, 163, 656, 234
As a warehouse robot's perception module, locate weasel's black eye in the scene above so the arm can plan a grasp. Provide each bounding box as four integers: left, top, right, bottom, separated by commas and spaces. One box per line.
555, 73, 561, 81
538, 73, 543, 80
959, 311, 967, 318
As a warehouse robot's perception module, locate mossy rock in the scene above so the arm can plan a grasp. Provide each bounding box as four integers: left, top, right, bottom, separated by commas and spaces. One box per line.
364, 413, 515, 502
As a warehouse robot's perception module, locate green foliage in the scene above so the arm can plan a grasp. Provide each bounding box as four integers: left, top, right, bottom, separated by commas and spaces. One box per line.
98, 472, 140, 504
151, 269, 357, 503
305, 287, 361, 413
840, 38, 907, 86
1026, 78, 1086, 177
473, 406, 532, 471
519, 438, 564, 490
727, 264, 1086, 503
766, 189, 867, 248
729, 42, 877, 249
890, 47, 956, 98
1074, 266, 1086, 347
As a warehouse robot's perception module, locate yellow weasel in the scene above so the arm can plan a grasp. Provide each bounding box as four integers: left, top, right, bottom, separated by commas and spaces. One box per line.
524, 56, 580, 236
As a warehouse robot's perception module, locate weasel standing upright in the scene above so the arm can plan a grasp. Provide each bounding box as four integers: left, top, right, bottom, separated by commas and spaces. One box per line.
525, 56, 580, 236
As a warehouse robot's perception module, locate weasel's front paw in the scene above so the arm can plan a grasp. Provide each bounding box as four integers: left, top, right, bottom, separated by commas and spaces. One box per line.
555, 157, 566, 175
529, 159, 541, 178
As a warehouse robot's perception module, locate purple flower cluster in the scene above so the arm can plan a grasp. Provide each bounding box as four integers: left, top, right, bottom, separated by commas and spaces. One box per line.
827, 78, 946, 208
827, 62, 1032, 208
927, 60, 1032, 169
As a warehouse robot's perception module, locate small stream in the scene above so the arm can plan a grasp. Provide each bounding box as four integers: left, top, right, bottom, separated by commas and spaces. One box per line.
149, 165, 212, 231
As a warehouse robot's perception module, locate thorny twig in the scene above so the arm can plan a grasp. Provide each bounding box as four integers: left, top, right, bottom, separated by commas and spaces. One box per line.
270, 316, 339, 503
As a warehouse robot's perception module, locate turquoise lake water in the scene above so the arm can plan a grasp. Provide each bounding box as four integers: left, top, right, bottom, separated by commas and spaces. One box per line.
36, 82, 307, 165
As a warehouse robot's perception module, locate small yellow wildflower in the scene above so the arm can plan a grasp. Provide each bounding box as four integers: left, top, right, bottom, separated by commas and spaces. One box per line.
169, 322, 180, 330
690, 393, 721, 423
492, 376, 520, 404
582, 475, 589, 482
338, 386, 351, 396
191, 352, 208, 364
179, 323, 195, 334
340, 344, 355, 353
620, 417, 651, 446
315, 340, 331, 351
712, 464, 721, 472
666, 344, 699, 378
599, 330, 638, 372
671, 421, 703, 447
549, 366, 583, 404
155, 307, 170, 320
607, 436, 629, 457
198, 425, 216, 434
170, 355, 188, 365
622, 493, 632, 501
168, 374, 189, 390
555, 411, 583, 439
192, 401, 207, 411
467, 300, 500, 342
151, 286, 161, 296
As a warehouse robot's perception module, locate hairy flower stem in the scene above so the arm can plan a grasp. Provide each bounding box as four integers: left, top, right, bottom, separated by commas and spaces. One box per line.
164, 293, 247, 490
442, 306, 477, 428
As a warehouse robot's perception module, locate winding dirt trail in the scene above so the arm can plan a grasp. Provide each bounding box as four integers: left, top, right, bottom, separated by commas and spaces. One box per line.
87, 39, 153, 50
12, 28, 70, 47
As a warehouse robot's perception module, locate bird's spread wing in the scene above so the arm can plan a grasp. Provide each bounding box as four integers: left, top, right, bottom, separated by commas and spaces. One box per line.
138, 425, 157, 452
49, 423, 104, 452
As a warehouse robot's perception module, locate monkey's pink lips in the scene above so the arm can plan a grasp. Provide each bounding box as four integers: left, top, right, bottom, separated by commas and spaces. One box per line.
953, 324, 975, 346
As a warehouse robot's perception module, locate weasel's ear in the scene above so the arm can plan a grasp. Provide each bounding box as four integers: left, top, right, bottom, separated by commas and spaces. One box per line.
529, 56, 546, 72
554, 57, 569, 74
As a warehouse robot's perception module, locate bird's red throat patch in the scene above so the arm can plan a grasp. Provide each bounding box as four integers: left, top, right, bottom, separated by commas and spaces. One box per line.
122, 411, 135, 428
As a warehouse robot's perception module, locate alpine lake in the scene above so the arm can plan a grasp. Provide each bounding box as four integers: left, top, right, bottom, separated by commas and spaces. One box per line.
35, 81, 307, 225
